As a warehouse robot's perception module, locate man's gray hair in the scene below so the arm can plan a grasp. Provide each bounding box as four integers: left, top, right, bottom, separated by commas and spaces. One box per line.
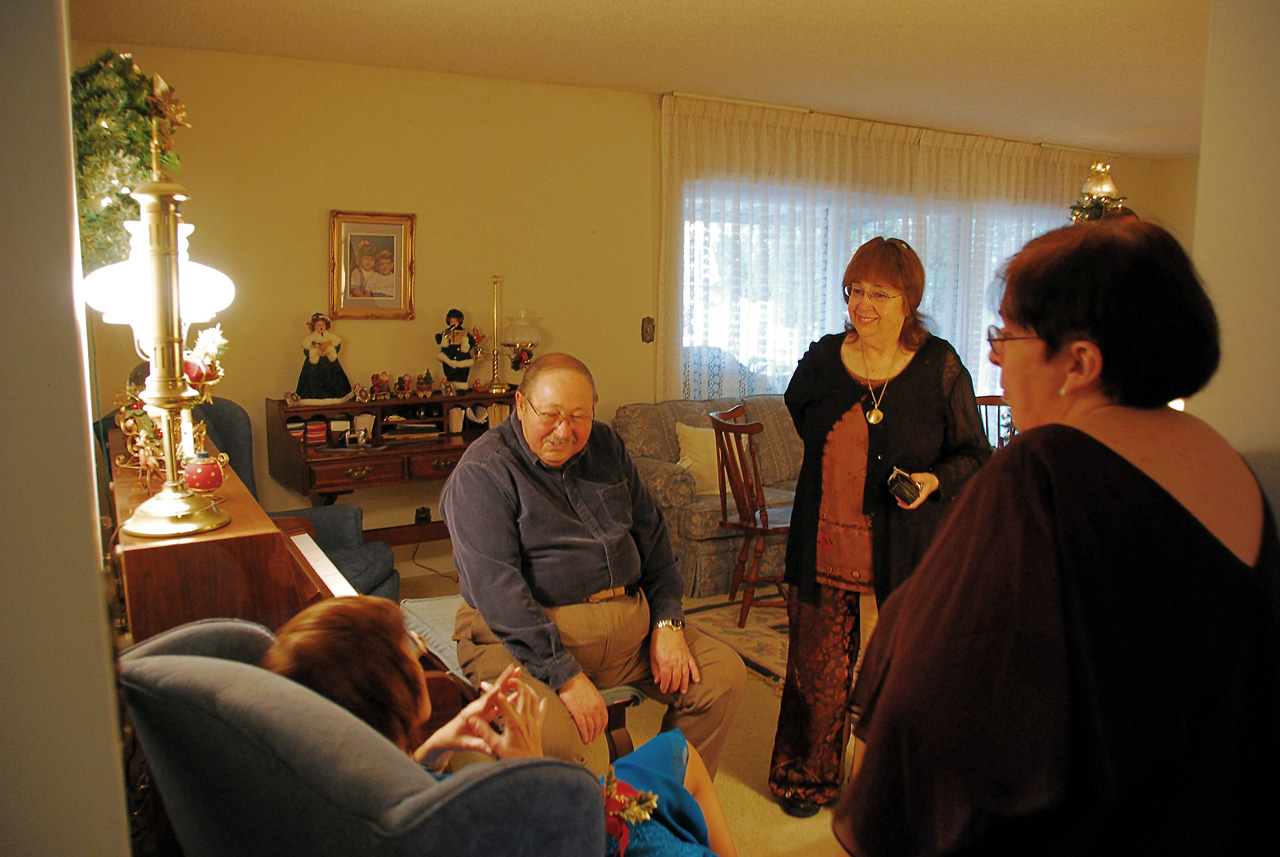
519, 353, 599, 403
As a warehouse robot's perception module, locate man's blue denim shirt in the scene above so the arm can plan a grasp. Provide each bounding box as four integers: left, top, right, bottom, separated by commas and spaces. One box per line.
441, 412, 685, 689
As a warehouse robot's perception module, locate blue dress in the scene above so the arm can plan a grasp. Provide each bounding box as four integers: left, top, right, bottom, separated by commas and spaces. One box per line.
608, 730, 714, 857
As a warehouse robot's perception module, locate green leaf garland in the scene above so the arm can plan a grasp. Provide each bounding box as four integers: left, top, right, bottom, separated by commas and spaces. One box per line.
71, 50, 181, 274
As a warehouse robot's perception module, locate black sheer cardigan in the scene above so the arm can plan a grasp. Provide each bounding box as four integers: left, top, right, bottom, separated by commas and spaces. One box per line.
783, 333, 991, 604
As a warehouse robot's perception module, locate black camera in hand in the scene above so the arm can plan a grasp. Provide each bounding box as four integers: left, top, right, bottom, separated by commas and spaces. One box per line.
887, 466, 922, 505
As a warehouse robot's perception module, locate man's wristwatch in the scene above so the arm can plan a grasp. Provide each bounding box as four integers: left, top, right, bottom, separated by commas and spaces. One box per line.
654, 618, 685, 631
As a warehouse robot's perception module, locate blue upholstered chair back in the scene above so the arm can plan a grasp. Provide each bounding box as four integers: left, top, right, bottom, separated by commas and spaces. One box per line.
119, 619, 606, 857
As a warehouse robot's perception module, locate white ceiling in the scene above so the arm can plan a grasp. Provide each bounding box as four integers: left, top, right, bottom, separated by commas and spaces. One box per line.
68, 0, 1211, 159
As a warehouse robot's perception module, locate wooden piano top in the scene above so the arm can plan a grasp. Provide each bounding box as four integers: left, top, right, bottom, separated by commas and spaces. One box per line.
108, 432, 334, 642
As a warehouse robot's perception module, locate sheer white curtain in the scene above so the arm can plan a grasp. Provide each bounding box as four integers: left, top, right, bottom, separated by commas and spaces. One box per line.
658, 95, 1101, 399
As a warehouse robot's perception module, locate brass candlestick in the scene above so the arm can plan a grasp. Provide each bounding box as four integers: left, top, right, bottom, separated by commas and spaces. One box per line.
486, 274, 509, 393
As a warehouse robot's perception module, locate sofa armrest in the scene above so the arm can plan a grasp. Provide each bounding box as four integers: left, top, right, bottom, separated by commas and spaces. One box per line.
634, 456, 696, 507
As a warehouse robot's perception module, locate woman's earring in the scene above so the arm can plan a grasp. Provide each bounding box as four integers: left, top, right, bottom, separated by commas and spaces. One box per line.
1058, 383, 1069, 397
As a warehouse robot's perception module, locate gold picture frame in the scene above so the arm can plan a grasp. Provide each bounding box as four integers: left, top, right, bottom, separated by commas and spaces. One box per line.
329, 210, 416, 320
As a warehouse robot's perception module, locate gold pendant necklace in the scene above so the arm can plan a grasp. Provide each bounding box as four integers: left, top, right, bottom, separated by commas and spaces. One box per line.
860, 338, 892, 425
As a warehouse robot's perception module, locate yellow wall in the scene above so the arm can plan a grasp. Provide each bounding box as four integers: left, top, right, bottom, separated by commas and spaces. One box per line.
73, 42, 661, 524
1110, 155, 1200, 246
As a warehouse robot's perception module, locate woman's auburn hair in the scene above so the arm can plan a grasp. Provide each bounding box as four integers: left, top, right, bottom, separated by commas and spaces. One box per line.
261, 596, 425, 753
1000, 219, 1220, 408
841, 237, 931, 349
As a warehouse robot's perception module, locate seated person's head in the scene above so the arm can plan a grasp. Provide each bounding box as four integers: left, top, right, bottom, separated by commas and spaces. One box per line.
262, 597, 429, 753
516, 353, 599, 467
999, 219, 1219, 409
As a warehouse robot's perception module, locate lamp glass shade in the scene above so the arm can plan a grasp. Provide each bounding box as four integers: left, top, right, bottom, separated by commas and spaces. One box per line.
501, 308, 541, 347
82, 220, 235, 351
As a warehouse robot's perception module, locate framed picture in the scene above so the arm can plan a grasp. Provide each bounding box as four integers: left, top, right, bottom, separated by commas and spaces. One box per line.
329, 210, 416, 320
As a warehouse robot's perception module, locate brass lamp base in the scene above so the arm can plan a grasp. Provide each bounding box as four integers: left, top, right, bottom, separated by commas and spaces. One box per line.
121, 485, 230, 538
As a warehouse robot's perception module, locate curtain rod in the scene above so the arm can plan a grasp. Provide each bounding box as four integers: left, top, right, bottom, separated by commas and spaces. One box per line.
1038, 141, 1120, 158
670, 91, 811, 113
672, 92, 1116, 158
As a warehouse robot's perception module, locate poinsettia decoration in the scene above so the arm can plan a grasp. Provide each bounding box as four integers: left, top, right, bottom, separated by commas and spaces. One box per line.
184, 324, 228, 401
602, 767, 658, 857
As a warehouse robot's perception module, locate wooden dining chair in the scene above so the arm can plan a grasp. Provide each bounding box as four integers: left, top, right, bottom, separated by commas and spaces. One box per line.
709, 405, 791, 627
976, 395, 1016, 449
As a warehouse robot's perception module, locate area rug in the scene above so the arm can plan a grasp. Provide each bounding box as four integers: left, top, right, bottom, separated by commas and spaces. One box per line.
685, 601, 789, 682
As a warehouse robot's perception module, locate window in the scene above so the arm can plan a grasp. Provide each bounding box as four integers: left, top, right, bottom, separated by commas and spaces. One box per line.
660, 96, 1097, 400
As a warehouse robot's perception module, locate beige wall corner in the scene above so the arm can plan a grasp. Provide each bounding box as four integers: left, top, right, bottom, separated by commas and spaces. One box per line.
1191, 0, 1280, 518
0, 2, 130, 854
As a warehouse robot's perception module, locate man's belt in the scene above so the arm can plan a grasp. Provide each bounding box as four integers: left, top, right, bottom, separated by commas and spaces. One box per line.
584, 583, 639, 603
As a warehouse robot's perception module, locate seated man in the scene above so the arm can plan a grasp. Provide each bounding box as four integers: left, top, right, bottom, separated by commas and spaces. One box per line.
442, 353, 746, 776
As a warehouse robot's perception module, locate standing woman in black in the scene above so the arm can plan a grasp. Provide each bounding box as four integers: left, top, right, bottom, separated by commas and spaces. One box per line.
768, 237, 991, 817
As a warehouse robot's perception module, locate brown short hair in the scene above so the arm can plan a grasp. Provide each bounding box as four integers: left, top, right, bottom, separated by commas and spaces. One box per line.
261, 597, 424, 753
1000, 220, 1219, 408
841, 237, 931, 349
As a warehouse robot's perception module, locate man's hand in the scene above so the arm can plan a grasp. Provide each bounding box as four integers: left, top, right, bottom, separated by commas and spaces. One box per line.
650, 625, 701, 695
557, 672, 607, 745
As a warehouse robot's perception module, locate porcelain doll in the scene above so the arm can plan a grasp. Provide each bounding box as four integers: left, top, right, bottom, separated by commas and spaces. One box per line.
295, 313, 352, 402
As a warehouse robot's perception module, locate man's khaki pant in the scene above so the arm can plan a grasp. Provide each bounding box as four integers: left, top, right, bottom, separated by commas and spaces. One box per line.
455, 592, 746, 776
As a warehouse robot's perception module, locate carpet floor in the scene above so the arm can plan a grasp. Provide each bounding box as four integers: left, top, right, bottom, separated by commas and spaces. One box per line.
685, 599, 789, 682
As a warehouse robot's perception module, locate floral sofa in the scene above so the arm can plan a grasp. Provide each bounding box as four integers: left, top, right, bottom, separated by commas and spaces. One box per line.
612, 395, 802, 597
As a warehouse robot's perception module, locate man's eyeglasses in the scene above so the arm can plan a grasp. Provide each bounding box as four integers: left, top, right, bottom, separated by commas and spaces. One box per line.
524, 399, 594, 430
846, 286, 903, 305
986, 324, 1040, 355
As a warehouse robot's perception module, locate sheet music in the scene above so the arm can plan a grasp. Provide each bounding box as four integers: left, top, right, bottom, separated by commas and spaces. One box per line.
290, 533, 358, 597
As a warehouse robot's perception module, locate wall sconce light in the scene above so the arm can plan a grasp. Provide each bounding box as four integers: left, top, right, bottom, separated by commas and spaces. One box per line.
82, 178, 234, 537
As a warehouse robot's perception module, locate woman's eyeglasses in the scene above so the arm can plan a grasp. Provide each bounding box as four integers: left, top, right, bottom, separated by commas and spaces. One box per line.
986, 324, 1040, 355
525, 399, 594, 430
846, 286, 903, 305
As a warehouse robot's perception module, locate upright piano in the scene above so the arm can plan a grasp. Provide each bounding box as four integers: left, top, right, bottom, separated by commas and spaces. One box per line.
107, 432, 351, 643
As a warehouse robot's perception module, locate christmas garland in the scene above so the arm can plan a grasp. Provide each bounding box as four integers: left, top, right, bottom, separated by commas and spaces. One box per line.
71, 50, 182, 274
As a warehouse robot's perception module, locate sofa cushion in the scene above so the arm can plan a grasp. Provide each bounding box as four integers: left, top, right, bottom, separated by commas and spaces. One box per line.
614, 397, 743, 462
676, 485, 795, 541
675, 423, 720, 495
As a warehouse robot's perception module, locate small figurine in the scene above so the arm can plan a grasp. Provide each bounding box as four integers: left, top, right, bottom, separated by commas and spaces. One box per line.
435, 308, 477, 392
353, 382, 369, 403
394, 373, 414, 398
370, 371, 392, 400
295, 313, 353, 402
415, 371, 434, 397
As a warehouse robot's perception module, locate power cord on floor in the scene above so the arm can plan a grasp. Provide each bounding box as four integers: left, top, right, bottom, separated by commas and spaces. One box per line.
409, 541, 458, 581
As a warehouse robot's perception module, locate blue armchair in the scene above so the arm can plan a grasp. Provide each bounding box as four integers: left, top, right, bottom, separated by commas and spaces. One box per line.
192, 397, 399, 601
119, 618, 607, 857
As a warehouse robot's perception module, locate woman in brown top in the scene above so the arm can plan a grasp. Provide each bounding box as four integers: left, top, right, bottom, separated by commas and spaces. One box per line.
769, 238, 990, 817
